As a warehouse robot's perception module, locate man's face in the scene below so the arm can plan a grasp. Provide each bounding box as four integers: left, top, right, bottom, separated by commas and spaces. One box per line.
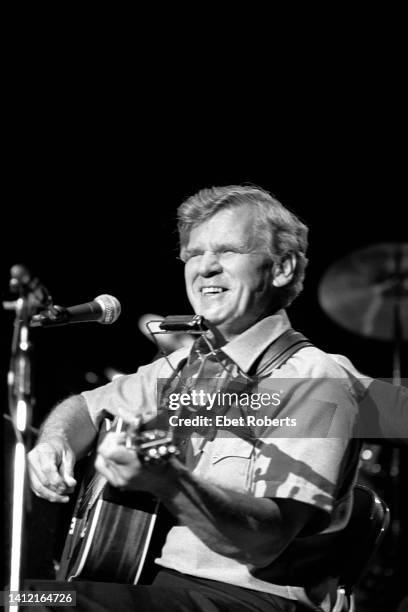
183, 206, 277, 340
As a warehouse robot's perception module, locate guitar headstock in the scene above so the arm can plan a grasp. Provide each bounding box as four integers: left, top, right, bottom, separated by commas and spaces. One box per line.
129, 429, 179, 464
103, 415, 179, 464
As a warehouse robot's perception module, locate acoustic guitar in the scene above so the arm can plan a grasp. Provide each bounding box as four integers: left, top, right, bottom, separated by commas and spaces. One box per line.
57, 417, 177, 584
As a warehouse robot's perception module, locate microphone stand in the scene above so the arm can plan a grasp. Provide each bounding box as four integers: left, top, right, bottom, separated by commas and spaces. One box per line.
4, 267, 51, 611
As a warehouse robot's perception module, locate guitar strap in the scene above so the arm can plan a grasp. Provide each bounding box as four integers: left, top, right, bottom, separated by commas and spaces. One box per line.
155, 327, 313, 446
158, 328, 313, 414
250, 328, 313, 379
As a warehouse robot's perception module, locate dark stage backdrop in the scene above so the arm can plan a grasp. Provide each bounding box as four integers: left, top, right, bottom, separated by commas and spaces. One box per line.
1, 133, 407, 610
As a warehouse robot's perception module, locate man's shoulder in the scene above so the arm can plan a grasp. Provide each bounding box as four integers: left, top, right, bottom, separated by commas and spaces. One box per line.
278, 344, 352, 379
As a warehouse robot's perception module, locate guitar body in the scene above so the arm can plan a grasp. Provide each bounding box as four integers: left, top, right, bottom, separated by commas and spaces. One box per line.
57, 489, 160, 583
57, 418, 175, 584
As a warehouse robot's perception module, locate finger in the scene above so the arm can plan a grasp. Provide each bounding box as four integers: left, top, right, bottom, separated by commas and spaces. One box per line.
35, 448, 67, 490
104, 460, 127, 487
94, 455, 126, 488
94, 454, 112, 480
104, 402, 142, 426
98, 439, 136, 466
28, 451, 67, 493
30, 461, 71, 496
104, 447, 137, 465
97, 432, 127, 456
60, 449, 77, 488
29, 470, 70, 503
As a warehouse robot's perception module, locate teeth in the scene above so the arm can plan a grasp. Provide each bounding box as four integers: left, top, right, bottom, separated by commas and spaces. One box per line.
201, 287, 224, 294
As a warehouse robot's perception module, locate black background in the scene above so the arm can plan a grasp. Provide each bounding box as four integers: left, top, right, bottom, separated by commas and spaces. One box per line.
2, 20, 407, 611
1, 119, 405, 412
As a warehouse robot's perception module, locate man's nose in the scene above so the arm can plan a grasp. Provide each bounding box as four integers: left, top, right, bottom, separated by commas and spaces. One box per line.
198, 251, 222, 276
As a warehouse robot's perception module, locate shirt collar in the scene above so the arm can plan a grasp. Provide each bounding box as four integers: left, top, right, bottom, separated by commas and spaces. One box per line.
220, 310, 292, 374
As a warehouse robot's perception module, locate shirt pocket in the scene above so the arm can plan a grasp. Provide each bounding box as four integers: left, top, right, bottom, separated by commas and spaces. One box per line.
202, 437, 255, 493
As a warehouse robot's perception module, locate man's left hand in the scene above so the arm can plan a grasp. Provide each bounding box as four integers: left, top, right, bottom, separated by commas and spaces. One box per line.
95, 432, 166, 492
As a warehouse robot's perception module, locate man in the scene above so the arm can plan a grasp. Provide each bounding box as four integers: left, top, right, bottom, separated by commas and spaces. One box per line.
28, 185, 362, 611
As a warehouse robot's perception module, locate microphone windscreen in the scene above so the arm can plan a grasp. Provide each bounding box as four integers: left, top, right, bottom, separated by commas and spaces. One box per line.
95, 294, 121, 324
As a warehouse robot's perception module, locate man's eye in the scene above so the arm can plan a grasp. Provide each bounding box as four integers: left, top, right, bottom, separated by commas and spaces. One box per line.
182, 249, 242, 262
183, 252, 202, 262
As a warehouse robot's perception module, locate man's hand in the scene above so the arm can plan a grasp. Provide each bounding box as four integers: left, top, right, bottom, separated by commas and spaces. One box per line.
94, 432, 169, 492
28, 439, 77, 503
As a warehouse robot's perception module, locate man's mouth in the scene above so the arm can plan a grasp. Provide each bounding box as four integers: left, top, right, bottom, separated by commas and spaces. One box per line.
200, 286, 228, 296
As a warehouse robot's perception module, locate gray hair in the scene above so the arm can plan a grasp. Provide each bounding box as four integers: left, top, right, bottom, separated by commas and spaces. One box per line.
177, 184, 309, 308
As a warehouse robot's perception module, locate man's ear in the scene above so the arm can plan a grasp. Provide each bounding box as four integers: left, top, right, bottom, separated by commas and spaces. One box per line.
272, 254, 296, 287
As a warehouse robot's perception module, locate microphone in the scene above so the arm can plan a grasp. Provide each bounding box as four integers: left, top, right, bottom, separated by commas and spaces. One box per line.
138, 313, 195, 353
30, 294, 121, 327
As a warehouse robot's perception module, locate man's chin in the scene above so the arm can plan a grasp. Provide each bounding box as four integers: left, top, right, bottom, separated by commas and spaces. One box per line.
191, 307, 245, 336
199, 312, 228, 327
191, 305, 225, 324
203, 316, 243, 337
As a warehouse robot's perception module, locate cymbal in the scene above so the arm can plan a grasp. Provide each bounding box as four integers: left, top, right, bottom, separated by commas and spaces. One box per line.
318, 243, 408, 340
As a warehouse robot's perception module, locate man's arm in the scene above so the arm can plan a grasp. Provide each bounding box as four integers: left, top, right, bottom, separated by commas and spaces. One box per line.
158, 461, 318, 567
27, 394, 97, 503
95, 433, 318, 566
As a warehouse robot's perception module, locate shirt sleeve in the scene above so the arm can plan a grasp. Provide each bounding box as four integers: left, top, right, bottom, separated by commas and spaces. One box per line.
80, 347, 191, 429
250, 375, 359, 520
81, 367, 157, 429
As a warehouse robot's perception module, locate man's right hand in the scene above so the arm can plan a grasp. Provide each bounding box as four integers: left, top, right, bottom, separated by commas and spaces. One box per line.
28, 439, 77, 503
